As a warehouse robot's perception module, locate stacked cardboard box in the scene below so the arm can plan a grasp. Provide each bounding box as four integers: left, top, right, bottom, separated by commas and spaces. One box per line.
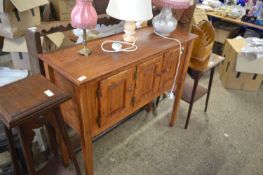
0, 0, 49, 73
50, 0, 110, 21
0, 0, 48, 38
192, 8, 208, 25
213, 21, 240, 44
50, 0, 75, 21
2, 32, 75, 74
219, 39, 263, 91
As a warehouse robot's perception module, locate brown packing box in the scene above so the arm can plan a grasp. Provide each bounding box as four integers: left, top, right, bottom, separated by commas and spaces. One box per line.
0, 0, 48, 12
2, 32, 75, 74
0, 0, 48, 38
0, 0, 15, 12
50, 0, 75, 21
213, 21, 240, 44
42, 31, 75, 52
0, 36, 3, 50
219, 39, 263, 91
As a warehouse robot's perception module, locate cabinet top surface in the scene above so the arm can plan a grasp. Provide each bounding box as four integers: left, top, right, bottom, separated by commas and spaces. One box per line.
39, 27, 196, 85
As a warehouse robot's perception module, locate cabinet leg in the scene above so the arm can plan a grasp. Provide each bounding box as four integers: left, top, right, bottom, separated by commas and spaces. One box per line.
170, 81, 184, 127
58, 133, 70, 167
145, 103, 152, 113
204, 68, 215, 112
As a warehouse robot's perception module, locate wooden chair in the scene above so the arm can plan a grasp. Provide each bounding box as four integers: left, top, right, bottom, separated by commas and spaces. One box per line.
0, 75, 81, 175
191, 20, 215, 67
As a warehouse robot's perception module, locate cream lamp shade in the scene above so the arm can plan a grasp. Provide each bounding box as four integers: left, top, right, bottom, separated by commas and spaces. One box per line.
106, 0, 153, 42
106, 0, 153, 21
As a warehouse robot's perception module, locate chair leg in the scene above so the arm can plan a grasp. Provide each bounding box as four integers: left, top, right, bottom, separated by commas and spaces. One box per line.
53, 107, 81, 175
204, 68, 215, 112
3, 126, 20, 175
184, 78, 199, 129
17, 127, 36, 175
46, 123, 59, 157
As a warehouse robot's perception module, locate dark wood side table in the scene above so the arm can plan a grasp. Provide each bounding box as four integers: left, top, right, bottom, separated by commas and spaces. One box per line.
181, 54, 225, 129
0, 75, 81, 175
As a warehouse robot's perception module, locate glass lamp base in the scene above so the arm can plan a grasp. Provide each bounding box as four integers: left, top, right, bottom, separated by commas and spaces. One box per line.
152, 7, 178, 36
78, 47, 91, 56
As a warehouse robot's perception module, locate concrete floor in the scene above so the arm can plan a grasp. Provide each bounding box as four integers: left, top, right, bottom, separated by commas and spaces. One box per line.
73, 72, 263, 175
1, 56, 263, 174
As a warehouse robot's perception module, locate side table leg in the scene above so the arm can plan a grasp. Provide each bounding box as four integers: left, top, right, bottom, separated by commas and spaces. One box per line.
204, 68, 215, 112
184, 77, 199, 129
4, 126, 20, 175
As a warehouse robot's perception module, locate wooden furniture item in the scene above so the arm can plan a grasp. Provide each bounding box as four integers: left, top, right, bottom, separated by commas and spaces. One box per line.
0, 75, 81, 175
206, 11, 263, 31
191, 20, 215, 67
181, 54, 225, 129
39, 27, 196, 175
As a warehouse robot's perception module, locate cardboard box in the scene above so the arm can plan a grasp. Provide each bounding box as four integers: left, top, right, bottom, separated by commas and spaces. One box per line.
0, 0, 48, 12
193, 8, 208, 25
51, 0, 75, 21
219, 39, 263, 91
0, 36, 3, 50
213, 21, 240, 44
0, 0, 48, 38
0, 0, 15, 12
236, 53, 263, 75
2, 32, 75, 74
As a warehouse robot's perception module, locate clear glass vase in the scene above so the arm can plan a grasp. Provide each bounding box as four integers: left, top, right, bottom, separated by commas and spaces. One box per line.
152, 7, 177, 36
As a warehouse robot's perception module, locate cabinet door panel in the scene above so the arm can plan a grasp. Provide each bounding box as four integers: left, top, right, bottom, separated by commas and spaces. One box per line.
135, 55, 163, 106
160, 48, 180, 92
99, 68, 135, 127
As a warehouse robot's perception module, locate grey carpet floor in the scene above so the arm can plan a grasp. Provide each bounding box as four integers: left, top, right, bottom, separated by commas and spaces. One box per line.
75, 72, 263, 175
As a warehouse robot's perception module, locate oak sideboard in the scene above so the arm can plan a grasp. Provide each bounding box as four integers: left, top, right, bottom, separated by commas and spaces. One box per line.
39, 27, 196, 175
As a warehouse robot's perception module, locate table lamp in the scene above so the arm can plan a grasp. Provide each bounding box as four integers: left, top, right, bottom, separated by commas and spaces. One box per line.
71, 0, 97, 56
106, 0, 153, 42
152, 0, 191, 36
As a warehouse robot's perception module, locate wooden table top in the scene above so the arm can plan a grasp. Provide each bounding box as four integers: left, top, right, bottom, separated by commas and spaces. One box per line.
207, 12, 263, 30
189, 53, 225, 72
0, 75, 70, 128
39, 27, 197, 86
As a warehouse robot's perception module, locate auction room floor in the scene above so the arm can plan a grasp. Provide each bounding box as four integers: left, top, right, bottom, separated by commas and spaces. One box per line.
1, 55, 263, 175
77, 72, 263, 175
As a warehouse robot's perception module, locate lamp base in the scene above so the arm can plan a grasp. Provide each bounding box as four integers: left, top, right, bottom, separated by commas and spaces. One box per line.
78, 47, 91, 56
152, 7, 177, 36
123, 21, 137, 42
79, 29, 91, 57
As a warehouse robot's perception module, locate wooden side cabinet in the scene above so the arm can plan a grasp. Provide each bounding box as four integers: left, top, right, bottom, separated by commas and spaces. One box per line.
39, 27, 196, 175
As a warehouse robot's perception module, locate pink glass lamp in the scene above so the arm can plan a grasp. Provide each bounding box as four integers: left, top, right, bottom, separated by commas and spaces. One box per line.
71, 0, 98, 56
152, 0, 191, 36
